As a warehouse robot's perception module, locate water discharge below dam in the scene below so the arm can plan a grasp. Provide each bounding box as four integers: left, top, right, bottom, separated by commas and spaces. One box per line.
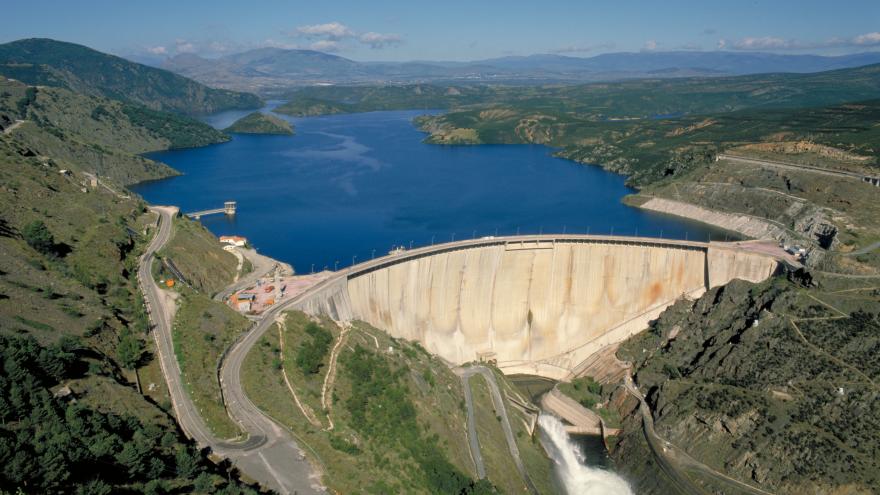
539, 414, 633, 495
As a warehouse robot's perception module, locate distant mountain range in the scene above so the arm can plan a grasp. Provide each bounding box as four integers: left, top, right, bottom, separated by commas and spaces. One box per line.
0, 38, 262, 115
161, 47, 880, 94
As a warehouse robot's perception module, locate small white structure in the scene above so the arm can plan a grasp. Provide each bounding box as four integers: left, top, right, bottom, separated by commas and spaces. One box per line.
220, 235, 247, 247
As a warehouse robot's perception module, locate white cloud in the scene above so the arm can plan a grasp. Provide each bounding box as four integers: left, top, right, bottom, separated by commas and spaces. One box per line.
174, 39, 196, 53
724, 31, 880, 51
552, 42, 615, 54
643, 40, 659, 51
309, 40, 341, 52
731, 36, 795, 50
296, 22, 355, 40
854, 32, 880, 46
146, 45, 167, 55
291, 21, 403, 51
359, 32, 402, 49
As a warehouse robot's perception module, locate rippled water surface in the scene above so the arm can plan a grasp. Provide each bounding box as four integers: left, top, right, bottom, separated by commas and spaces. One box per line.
133, 109, 725, 271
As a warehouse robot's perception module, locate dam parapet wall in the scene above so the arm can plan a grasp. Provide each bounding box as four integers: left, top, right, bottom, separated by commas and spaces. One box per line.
291, 236, 784, 380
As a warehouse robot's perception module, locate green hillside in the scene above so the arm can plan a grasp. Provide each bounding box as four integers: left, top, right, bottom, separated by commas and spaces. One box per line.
0, 76, 228, 184
225, 111, 294, 135
0, 75, 259, 492
418, 97, 880, 185
0, 38, 262, 115
615, 277, 880, 494
277, 63, 880, 119
242, 312, 553, 494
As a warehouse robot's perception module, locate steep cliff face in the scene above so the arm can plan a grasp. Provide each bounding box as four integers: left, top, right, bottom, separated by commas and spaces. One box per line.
613, 278, 880, 494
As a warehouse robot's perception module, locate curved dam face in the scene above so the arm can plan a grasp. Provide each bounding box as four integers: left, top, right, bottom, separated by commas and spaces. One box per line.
294, 237, 780, 380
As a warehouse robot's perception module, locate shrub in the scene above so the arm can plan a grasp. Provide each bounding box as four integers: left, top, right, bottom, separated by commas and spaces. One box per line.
295, 322, 333, 374
22, 220, 55, 255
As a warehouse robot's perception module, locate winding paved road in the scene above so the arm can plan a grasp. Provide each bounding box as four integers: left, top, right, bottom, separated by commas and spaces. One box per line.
140, 207, 323, 495
142, 217, 792, 494
456, 366, 537, 494
459, 371, 486, 479
718, 153, 879, 184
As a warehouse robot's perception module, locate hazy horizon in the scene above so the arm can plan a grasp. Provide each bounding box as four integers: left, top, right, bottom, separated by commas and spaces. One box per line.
3, 0, 880, 63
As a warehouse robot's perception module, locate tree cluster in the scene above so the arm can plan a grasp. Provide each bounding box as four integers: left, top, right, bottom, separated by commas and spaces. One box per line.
0, 334, 262, 494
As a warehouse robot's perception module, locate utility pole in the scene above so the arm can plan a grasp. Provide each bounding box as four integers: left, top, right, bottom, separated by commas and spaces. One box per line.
430, 235, 435, 246
371, 249, 376, 259
451, 233, 456, 242
352, 255, 358, 266
334, 260, 339, 271
409, 240, 413, 249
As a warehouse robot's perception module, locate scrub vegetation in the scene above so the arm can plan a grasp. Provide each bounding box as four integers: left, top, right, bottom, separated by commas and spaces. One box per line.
615, 276, 880, 494
0, 66, 260, 492
171, 289, 251, 439
242, 312, 554, 494
155, 215, 239, 296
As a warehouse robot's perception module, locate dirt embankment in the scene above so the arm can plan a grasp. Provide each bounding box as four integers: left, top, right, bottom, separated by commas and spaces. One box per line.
638, 197, 787, 240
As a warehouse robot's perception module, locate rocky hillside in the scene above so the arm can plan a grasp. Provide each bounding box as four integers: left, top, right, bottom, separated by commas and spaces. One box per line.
613, 277, 880, 494
0, 38, 262, 115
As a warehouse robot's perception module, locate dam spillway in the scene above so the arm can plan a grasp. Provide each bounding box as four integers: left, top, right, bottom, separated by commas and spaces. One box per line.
292, 236, 782, 380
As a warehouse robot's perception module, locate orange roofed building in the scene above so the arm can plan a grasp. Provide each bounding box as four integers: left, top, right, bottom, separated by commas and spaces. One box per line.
219, 235, 247, 247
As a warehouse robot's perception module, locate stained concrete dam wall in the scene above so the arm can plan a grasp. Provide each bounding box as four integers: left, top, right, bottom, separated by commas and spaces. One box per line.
292, 236, 781, 380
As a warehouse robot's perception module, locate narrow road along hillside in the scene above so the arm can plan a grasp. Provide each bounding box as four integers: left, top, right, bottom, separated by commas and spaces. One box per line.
457, 366, 538, 494
139, 206, 324, 495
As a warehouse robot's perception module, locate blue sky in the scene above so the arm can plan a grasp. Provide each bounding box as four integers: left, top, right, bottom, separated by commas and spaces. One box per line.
4, 0, 879, 61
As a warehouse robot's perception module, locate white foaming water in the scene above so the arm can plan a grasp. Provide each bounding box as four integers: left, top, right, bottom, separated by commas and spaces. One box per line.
538, 413, 634, 495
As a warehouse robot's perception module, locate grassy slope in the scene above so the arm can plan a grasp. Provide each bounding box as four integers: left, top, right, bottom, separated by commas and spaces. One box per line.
0, 137, 148, 355
152, 215, 245, 438
242, 312, 555, 494
0, 38, 262, 115
225, 112, 294, 135
156, 215, 239, 296
171, 289, 251, 438
1, 76, 230, 184
469, 375, 528, 494
0, 80, 259, 493
615, 277, 880, 494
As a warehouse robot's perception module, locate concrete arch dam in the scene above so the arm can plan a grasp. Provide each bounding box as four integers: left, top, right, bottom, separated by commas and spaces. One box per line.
292, 236, 782, 380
